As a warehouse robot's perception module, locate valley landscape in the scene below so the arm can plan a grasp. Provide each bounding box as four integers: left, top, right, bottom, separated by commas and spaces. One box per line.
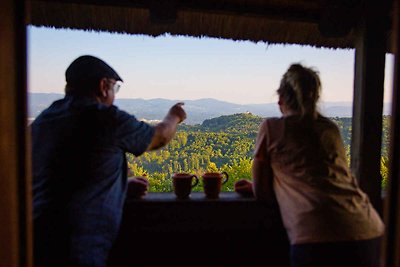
29, 93, 391, 193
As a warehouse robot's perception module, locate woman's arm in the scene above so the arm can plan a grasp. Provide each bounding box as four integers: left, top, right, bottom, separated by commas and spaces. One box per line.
234, 158, 275, 200
252, 157, 274, 202
252, 120, 275, 202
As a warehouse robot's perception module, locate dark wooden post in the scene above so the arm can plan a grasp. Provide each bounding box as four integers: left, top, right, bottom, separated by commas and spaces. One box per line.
383, 0, 400, 265
0, 0, 32, 267
351, 2, 389, 214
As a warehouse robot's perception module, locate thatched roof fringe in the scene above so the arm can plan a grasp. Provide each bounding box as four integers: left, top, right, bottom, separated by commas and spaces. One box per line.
29, 1, 358, 49
29, 0, 391, 50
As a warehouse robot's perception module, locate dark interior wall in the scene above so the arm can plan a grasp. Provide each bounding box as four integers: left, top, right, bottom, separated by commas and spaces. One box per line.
0, 0, 31, 267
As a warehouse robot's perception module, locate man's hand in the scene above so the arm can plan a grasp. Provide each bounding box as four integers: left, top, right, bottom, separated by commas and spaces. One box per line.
234, 179, 254, 198
127, 176, 149, 199
168, 102, 187, 123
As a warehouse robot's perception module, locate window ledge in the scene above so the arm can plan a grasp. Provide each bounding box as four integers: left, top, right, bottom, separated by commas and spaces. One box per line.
126, 191, 257, 202
123, 192, 283, 232
109, 192, 290, 266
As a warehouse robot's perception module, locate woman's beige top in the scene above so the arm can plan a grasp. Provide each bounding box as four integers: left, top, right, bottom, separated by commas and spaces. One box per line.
254, 115, 384, 245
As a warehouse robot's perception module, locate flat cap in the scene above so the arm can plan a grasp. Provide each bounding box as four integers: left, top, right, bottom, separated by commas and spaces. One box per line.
65, 55, 123, 86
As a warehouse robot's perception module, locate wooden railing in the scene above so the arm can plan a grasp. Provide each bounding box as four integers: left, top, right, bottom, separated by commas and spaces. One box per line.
108, 192, 290, 267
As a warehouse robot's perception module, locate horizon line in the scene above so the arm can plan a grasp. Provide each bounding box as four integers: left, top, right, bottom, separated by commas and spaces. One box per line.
28, 92, 393, 106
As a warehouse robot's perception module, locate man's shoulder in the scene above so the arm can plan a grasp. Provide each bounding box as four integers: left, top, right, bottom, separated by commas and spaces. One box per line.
99, 105, 151, 132
108, 105, 138, 122
109, 105, 130, 116
32, 98, 69, 124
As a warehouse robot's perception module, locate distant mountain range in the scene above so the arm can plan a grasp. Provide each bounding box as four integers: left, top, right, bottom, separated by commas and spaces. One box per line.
28, 93, 392, 125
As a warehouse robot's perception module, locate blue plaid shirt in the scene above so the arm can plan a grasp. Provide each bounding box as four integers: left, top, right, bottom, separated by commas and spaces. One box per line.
32, 95, 154, 267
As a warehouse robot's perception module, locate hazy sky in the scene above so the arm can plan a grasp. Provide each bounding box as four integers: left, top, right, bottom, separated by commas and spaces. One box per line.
28, 26, 394, 105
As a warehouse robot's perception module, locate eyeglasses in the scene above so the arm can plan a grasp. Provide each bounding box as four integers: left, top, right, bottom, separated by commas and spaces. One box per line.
108, 79, 121, 94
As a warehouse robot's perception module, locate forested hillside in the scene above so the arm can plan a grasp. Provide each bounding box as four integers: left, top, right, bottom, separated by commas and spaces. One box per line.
127, 113, 391, 192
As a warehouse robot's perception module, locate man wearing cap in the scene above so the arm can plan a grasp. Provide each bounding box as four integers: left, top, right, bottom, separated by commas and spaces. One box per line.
31, 55, 186, 267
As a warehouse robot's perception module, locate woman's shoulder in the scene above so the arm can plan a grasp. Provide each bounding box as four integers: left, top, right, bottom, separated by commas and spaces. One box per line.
257, 117, 287, 138
260, 117, 284, 128
316, 115, 340, 129
260, 115, 338, 130
263, 116, 285, 124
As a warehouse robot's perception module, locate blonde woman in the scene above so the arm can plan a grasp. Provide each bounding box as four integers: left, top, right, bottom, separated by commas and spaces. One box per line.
235, 63, 384, 267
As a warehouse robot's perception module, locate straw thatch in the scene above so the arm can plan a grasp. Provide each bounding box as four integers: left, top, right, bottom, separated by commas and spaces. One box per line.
28, 0, 390, 50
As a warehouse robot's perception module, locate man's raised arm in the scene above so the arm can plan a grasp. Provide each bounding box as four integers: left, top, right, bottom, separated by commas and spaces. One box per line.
147, 102, 186, 151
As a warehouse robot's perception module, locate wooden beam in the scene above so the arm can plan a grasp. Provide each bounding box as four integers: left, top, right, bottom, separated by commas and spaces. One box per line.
383, 0, 400, 265
0, 0, 32, 267
351, 2, 388, 213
